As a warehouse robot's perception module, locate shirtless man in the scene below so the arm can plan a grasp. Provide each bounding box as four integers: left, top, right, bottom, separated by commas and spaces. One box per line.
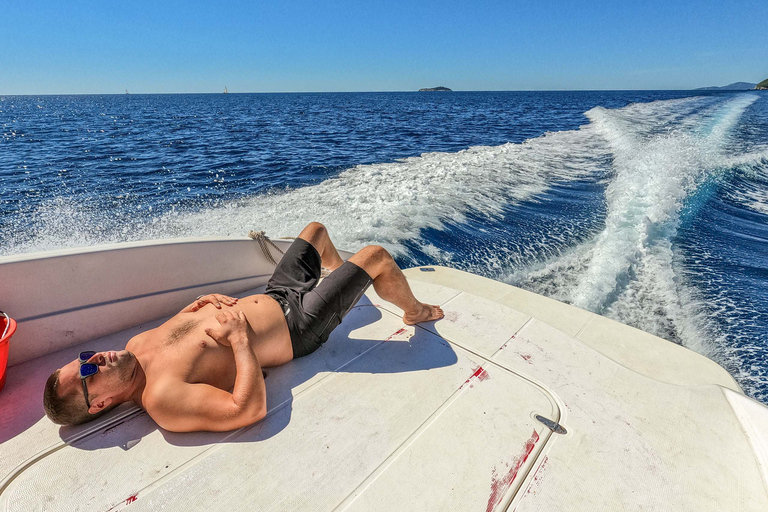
43, 222, 444, 433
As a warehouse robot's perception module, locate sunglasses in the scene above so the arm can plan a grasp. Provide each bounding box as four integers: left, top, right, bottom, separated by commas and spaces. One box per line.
78, 351, 99, 409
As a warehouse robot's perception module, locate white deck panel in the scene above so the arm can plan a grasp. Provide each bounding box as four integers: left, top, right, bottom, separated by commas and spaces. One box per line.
404, 266, 741, 391
340, 369, 549, 512
495, 320, 768, 511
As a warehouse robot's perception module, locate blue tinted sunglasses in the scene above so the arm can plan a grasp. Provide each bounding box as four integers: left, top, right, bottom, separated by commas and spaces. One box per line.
78, 351, 99, 409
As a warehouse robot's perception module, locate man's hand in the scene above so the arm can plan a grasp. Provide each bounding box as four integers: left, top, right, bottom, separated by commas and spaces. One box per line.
205, 309, 249, 347
189, 293, 238, 312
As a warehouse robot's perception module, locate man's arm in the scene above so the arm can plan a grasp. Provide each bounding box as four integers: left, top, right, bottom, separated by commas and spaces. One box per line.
148, 310, 267, 433
148, 379, 266, 433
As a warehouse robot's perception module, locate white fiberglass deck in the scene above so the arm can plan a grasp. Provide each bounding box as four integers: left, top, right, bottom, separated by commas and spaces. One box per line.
1, 265, 767, 511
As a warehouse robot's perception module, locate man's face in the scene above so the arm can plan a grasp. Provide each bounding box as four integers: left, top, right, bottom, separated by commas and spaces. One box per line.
57, 350, 136, 411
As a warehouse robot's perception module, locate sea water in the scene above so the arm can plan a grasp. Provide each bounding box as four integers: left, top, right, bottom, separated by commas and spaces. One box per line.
1, 91, 767, 402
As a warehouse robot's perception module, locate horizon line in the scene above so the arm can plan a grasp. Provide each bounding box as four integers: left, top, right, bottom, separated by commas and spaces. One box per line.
2, 87, 763, 96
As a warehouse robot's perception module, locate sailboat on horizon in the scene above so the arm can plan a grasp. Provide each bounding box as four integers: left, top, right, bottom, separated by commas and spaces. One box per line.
224, 86, 228, 94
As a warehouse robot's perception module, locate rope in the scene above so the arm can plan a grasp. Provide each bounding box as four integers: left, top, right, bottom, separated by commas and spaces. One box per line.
248, 230, 285, 266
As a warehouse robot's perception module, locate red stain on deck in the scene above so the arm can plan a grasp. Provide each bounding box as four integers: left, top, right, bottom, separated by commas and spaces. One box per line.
486, 430, 540, 512
459, 365, 490, 389
103, 492, 139, 512
473, 366, 490, 381
520, 354, 532, 364
499, 334, 517, 351
384, 328, 407, 341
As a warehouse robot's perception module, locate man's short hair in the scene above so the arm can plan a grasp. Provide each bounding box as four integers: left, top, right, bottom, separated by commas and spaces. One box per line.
43, 369, 111, 426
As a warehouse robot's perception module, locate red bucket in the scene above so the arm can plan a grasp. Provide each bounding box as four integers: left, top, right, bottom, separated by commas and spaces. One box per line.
1, 311, 17, 393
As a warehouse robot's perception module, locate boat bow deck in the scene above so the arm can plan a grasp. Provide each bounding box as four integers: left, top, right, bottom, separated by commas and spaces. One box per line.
1, 266, 766, 511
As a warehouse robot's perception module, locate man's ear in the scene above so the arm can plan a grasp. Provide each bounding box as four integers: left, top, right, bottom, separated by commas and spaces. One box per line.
88, 396, 113, 415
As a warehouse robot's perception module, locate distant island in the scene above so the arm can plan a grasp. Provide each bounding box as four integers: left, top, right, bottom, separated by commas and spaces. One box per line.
757, 78, 768, 90
695, 82, 757, 91
419, 86, 452, 92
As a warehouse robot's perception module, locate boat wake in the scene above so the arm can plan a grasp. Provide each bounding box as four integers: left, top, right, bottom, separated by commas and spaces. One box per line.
512, 97, 757, 324
505, 95, 768, 400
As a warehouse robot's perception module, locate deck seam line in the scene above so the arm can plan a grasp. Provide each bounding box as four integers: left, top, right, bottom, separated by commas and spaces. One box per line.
490, 317, 536, 360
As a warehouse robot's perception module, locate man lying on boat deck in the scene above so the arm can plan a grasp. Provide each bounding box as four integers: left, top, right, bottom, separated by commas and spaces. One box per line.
43, 222, 444, 432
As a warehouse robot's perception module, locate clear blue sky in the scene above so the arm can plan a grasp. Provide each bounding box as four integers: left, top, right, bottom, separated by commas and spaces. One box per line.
2, 0, 767, 94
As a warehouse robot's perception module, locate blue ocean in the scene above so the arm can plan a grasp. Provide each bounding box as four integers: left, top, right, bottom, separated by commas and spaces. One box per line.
1, 91, 767, 402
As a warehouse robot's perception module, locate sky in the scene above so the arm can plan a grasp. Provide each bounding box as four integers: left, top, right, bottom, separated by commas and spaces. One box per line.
2, 0, 767, 94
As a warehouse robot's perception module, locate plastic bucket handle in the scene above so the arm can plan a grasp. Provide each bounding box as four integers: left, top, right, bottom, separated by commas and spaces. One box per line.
1, 311, 9, 340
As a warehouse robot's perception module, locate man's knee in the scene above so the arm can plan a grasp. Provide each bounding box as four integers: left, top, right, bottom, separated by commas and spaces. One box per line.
303, 221, 326, 235
299, 222, 328, 244
362, 245, 390, 259
350, 245, 392, 273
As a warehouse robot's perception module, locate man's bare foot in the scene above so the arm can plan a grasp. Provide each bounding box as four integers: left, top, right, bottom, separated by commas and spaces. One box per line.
403, 303, 445, 325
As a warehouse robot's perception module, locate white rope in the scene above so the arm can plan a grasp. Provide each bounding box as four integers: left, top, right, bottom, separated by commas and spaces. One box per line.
248, 230, 285, 266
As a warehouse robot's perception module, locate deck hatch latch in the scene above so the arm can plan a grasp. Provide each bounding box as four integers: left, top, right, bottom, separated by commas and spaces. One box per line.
535, 414, 567, 435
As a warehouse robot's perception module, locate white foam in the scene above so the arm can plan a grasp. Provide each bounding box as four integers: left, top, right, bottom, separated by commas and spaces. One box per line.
724, 152, 768, 216
509, 94, 759, 357
573, 96, 756, 309
4, 123, 609, 257
743, 188, 768, 216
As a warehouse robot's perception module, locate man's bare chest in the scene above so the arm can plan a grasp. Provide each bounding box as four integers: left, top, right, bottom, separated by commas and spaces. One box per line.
141, 317, 238, 389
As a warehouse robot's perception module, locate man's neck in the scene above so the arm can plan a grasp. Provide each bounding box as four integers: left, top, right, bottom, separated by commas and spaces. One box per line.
126, 353, 148, 409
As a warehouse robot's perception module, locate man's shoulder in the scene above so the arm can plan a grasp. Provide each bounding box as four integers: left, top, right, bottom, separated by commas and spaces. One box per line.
142, 377, 185, 410
140, 380, 195, 432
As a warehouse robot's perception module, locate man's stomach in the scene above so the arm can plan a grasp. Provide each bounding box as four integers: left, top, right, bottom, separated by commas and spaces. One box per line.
193, 294, 293, 367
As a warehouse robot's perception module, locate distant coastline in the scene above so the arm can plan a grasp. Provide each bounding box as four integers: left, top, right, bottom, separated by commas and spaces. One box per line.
695, 82, 756, 91
7, 84, 768, 95
694, 80, 768, 91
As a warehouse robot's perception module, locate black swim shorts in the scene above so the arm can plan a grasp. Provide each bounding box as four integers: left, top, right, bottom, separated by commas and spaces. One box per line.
264, 238, 373, 359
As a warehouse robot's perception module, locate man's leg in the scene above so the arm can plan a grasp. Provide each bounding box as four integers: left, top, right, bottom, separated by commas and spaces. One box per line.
348, 245, 444, 325
297, 222, 344, 271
